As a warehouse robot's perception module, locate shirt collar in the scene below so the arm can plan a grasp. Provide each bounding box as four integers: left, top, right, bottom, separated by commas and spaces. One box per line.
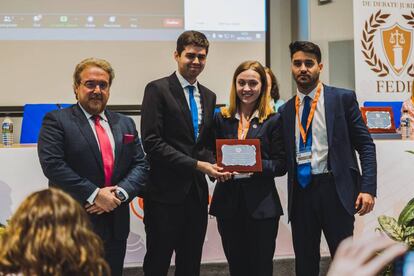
235, 109, 259, 121
175, 71, 199, 90
296, 83, 323, 105
78, 102, 108, 122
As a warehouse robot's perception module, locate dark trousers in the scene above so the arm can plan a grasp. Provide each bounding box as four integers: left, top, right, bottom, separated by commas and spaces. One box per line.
290, 173, 354, 276
93, 213, 127, 276
217, 193, 279, 276
103, 238, 127, 276
143, 184, 208, 276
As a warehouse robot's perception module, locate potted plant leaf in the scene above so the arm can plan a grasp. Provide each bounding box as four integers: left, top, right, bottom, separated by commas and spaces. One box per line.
377, 197, 414, 275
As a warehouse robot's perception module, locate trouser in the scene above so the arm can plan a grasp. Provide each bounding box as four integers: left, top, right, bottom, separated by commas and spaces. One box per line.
143, 184, 208, 276
290, 173, 354, 276
217, 190, 279, 276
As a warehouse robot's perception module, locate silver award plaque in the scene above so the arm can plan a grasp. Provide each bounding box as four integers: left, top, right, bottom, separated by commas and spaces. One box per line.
221, 144, 257, 166
365, 111, 392, 129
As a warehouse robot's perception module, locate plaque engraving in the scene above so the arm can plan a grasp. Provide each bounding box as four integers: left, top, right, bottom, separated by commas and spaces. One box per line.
360, 107, 396, 133
216, 139, 262, 172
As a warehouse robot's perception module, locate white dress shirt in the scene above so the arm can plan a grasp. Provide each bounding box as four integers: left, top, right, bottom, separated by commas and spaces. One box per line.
175, 71, 203, 136
295, 84, 329, 174
78, 103, 128, 203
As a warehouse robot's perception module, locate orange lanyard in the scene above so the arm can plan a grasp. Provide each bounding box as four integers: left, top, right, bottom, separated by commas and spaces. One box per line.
238, 114, 250, 140
295, 83, 322, 144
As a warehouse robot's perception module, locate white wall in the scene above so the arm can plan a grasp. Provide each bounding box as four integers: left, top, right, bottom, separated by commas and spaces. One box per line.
308, 0, 354, 85
270, 0, 293, 101
309, 0, 354, 41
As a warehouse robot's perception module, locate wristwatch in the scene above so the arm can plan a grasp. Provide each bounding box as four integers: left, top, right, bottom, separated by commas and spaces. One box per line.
115, 188, 127, 202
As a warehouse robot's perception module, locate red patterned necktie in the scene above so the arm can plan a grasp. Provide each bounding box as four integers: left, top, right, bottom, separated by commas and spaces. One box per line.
93, 115, 114, 186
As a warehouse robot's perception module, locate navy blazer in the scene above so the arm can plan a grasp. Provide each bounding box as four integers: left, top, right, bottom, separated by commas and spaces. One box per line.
278, 85, 377, 218
209, 112, 287, 219
141, 73, 216, 205
38, 104, 149, 239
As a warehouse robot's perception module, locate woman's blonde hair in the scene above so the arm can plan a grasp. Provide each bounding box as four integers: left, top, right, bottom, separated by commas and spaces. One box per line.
221, 60, 274, 123
0, 188, 110, 276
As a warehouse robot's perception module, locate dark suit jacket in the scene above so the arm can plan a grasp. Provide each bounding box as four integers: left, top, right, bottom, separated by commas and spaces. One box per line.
141, 73, 216, 205
38, 104, 149, 240
209, 112, 287, 219
279, 85, 377, 218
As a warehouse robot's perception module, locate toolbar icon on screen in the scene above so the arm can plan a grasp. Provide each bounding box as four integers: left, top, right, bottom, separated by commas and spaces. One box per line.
60, 16, 68, 23
33, 14, 42, 22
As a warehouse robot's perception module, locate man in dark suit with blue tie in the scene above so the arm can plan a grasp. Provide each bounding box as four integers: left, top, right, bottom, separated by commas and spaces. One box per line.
278, 41, 377, 276
38, 58, 149, 276
141, 31, 229, 276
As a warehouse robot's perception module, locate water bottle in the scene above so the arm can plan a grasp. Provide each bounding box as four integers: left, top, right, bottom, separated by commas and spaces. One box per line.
2, 116, 13, 146
400, 110, 411, 140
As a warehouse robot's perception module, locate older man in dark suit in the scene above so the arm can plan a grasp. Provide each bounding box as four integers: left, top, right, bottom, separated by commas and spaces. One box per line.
141, 31, 230, 276
38, 58, 149, 276
279, 41, 377, 276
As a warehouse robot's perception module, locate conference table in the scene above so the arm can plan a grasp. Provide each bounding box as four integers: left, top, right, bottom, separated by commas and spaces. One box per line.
1, 140, 414, 265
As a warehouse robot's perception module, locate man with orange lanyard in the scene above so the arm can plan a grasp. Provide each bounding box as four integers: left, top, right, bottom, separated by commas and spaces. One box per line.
278, 41, 377, 276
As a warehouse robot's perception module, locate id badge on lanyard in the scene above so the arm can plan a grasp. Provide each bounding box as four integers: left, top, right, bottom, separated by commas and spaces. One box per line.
296, 145, 312, 165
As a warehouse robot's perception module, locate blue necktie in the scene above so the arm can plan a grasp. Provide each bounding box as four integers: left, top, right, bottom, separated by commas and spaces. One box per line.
297, 96, 312, 188
188, 85, 198, 140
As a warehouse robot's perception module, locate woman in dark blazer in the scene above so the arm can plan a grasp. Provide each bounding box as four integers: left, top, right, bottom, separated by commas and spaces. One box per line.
210, 60, 287, 276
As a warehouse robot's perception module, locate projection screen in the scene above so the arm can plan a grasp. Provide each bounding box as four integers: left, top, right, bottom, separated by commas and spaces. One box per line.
0, 0, 267, 106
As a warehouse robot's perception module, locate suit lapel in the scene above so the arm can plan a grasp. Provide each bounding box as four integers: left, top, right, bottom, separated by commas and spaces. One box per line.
197, 84, 209, 142
323, 85, 335, 147
245, 118, 262, 139
106, 110, 122, 174
285, 98, 296, 156
230, 119, 239, 139
72, 105, 103, 171
168, 74, 194, 139
222, 118, 239, 139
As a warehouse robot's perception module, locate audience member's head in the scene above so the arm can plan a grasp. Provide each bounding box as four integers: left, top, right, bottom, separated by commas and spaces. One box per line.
264, 66, 280, 102
0, 188, 110, 276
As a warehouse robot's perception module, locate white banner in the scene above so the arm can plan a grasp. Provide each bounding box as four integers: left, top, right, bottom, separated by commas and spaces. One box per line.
353, 0, 414, 104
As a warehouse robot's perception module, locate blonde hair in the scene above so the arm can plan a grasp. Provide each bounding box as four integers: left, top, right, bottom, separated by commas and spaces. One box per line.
221, 60, 274, 123
73, 57, 115, 88
0, 188, 110, 276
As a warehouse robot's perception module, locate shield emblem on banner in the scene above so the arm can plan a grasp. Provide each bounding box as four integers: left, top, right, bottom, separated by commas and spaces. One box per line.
381, 24, 412, 75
